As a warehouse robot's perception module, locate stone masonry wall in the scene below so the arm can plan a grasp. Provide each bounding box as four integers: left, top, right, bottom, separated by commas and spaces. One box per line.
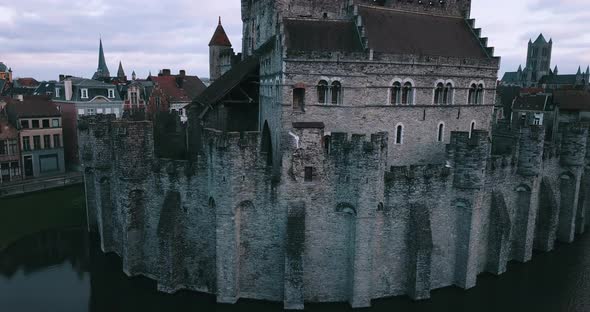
80, 116, 590, 310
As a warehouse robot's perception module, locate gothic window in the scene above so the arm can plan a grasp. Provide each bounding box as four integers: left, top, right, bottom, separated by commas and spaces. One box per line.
468, 84, 477, 104
293, 88, 305, 111
443, 83, 453, 104
402, 82, 413, 105
304, 167, 314, 182
390, 81, 401, 105
331, 81, 342, 105
437, 123, 444, 142
476, 84, 484, 104
317, 80, 328, 104
434, 82, 444, 105
395, 124, 404, 145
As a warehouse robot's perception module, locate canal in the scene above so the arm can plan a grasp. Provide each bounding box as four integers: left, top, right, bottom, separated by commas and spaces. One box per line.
1, 186, 589, 311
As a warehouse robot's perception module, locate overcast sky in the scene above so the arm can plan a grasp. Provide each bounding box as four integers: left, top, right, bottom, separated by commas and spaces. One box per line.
1, 0, 589, 81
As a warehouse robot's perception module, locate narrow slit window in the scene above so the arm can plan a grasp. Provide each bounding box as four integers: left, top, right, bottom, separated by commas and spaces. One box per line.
438, 123, 444, 142
396, 125, 403, 144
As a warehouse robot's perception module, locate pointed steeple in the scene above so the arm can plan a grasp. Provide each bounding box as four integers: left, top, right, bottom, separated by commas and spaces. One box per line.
553, 65, 558, 75
534, 33, 547, 44
92, 38, 111, 80
208, 16, 232, 47
117, 61, 126, 79
577, 66, 582, 75
132, 70, 136, 81
517, 65, 522, 72
586, 66, 589, 75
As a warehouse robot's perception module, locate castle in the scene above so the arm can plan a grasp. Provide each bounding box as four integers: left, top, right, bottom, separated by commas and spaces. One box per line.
80, 0, 590, 309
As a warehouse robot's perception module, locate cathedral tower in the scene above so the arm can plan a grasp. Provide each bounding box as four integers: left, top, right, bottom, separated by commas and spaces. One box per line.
525, 34, 552, 86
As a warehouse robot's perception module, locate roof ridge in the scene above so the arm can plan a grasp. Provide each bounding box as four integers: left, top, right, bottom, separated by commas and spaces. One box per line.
356, 4, 464, 19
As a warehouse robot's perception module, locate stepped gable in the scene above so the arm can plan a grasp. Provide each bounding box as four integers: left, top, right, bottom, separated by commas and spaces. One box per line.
357, 5, 489, 58
283, 19, 364, 52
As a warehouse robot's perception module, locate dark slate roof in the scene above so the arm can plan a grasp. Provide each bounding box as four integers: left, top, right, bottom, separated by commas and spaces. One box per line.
539, 74, 577, 85
284, 19, 364, 52
512, 95, 549, 111
193, 56, 259, 107
209, 20, 232, 47
357, 6, 489, 58
501, 72, 519, 83
7, 96, 61, 118
553, 90, 590, 111
0, 62, 7, 72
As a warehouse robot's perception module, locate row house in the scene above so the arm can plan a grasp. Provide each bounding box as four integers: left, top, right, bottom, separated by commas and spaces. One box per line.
0, 99, 21, 184
5, 96, 65, 178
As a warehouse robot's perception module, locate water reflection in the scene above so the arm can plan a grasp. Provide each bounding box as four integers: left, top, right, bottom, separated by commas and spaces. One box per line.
1, 226, 589, 312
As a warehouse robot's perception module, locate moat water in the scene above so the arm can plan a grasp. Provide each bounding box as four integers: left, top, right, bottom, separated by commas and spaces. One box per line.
1, 186, 589, 312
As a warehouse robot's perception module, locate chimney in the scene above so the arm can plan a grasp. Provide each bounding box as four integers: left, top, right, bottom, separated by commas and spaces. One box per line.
64, 80, 73, 101
160, 69, 171, 76
179, 70, 186, 77
59, 74, 65, 82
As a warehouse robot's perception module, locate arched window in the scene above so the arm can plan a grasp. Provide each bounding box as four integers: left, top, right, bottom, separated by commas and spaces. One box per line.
402, 82, 413, 105
395, 124, 404, 144
317, 80, 328, 104
434, 83, 444, 105
469, 121, 476, 138
476, 84, 484, 104
443, 83, 453, 104
437, 123, 444, 142
391, 81, 401, 105
331, 81, 342, 105
468, 84, 477, 104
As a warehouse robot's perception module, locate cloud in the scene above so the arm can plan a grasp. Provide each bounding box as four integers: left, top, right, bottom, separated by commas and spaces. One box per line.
0, 0, 588, 81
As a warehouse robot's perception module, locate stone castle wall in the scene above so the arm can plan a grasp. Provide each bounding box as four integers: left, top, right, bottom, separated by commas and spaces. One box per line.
80, 115, 590, 309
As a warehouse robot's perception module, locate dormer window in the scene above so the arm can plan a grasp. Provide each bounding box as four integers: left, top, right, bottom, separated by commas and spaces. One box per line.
108, 89, 115, 99
81, 88, 89, 99
55, 88, 60, 98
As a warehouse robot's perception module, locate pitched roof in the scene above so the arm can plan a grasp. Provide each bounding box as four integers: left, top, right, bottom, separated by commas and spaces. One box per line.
209, 19, 232, 47
7, 96, 61, 118
501, 72, 519, 83
150, 75, 206, 103
284, 19, 364, 52
512, 94, 549, 111
15, 78, 40, 88
553, 90, 590, 111
539, 74, 577, 85
193, 56, 259, 107
357, 5, 489, 58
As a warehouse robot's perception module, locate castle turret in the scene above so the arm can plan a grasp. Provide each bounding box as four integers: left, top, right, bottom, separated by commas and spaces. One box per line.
209, 17, 233, 81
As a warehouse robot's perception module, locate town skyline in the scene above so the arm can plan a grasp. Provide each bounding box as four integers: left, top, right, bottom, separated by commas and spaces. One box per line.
1, 0, 589, 81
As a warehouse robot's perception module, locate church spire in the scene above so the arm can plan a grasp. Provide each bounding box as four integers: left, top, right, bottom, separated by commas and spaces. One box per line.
117, 61, 126, 79
92, 38, 111, 80
577, 66, 582, 75
553, 65, 558, 75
